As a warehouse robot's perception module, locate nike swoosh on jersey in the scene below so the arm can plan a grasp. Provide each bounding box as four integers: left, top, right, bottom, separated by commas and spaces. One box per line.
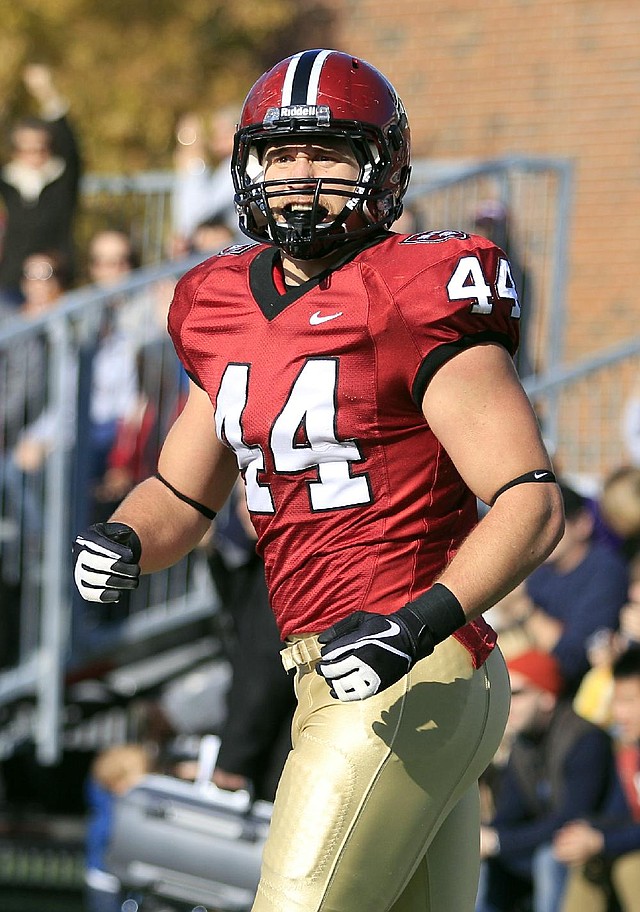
309, 310, 343, 325
533, 471, 552, 479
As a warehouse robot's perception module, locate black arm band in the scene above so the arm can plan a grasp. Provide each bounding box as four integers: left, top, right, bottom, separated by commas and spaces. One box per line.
403, 583, 467, 657
155, 472, 217, 521
490, 469, 557, 507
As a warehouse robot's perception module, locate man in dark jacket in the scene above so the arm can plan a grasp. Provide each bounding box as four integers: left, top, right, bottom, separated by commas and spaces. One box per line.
554, 646, 640, 911
477, 650, 616, 912
0, 64, 81, 304
523, 482, 629, 695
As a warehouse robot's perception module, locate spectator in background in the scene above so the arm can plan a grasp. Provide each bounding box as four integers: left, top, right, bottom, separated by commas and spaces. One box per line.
4, 250, 72, 321
170, 105, 240, 257
554, 646, 640, 912
589, 465, 640, 561
206, 484, 296, 802
620, 568, 640, 646
86, 229, 138, 284
477, 650, 615, 912
86, 228, 169, 347
0, 251, 73, 658
9, 251, 75, 473
1, 250, 73, 450
92, 343, 186, 523
474, 199, 534, 378
84, 228, 183, 525
189, 215, 235, 256
0, 64, 81, 305
4, 251, 74, 488
510, 475, 640, 730
81, 228, 176, 521
521, 481, 629, 695
84, 743, 152, 912
572, 558, 640, 730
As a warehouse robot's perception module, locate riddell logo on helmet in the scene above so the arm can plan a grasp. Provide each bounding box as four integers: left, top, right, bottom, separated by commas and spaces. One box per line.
264, 105, 331, 126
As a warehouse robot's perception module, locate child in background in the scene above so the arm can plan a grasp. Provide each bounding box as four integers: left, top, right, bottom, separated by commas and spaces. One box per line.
84, 743, 151, 912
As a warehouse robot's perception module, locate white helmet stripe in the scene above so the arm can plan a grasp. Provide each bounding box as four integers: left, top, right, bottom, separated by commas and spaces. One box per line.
281, 49, 333, 108
305, 49, 332, 104
281, 51, 304, 106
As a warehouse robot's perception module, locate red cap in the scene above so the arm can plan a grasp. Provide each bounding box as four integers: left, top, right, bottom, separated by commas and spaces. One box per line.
506, 650, 564, 696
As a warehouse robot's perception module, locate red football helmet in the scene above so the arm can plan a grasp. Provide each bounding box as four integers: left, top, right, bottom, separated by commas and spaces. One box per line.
232, 49, 411, 259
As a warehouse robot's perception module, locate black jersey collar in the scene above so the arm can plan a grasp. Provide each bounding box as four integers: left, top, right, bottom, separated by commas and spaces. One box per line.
249, 233, 392, 321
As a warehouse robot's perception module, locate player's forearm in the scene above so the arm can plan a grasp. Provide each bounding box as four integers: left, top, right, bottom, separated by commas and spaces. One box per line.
436, 482, 564, 620
109, 475, 212, 573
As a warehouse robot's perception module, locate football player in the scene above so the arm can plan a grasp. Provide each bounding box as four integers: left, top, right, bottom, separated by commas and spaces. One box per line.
73, 49, 564, 911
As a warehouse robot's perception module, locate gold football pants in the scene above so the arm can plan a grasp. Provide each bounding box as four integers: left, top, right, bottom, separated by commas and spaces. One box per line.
252, 635, 510, 912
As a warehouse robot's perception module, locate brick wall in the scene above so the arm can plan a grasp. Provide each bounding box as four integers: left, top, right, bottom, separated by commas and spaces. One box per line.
324, 0, 640, 366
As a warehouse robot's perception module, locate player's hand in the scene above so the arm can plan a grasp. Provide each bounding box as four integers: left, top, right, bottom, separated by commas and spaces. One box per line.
73, 522, 141, 603
317, 608, 425, 702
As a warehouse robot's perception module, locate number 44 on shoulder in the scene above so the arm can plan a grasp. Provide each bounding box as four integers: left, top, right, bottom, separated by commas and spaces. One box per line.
447, 255, 520, 317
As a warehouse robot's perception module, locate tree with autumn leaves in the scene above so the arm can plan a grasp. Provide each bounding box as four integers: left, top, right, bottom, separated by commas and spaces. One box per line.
0, 0, 335, 173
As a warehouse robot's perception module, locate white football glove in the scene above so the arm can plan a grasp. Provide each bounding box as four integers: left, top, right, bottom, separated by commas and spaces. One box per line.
316, 585, 467, 702
73, 522, 141, 603
316, 609, 424, 702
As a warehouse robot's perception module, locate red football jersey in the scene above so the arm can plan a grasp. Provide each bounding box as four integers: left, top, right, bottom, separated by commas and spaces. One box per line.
168, 230, 521, 665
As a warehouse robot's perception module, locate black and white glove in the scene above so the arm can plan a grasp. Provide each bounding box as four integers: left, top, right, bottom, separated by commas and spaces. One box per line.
73, 522, 141, 603
316, 584, 467, 702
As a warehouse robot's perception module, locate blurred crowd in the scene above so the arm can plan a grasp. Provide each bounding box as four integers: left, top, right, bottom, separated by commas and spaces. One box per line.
2, 63, 640, 912
475, 473, 640, 912
0, 64, 283, 912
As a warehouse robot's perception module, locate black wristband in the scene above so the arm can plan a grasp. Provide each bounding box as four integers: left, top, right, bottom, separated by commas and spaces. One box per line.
402, 583, 467, 657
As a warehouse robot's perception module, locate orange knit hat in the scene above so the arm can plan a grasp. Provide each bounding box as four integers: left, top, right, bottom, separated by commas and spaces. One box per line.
507, 650, 564, 696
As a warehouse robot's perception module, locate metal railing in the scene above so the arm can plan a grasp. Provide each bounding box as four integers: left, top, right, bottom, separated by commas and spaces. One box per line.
79, 171, 176, 265
524, 337, 640, 484
407, 155, 574, 381
0, 156, 586, 763
0, 255, 216, 764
